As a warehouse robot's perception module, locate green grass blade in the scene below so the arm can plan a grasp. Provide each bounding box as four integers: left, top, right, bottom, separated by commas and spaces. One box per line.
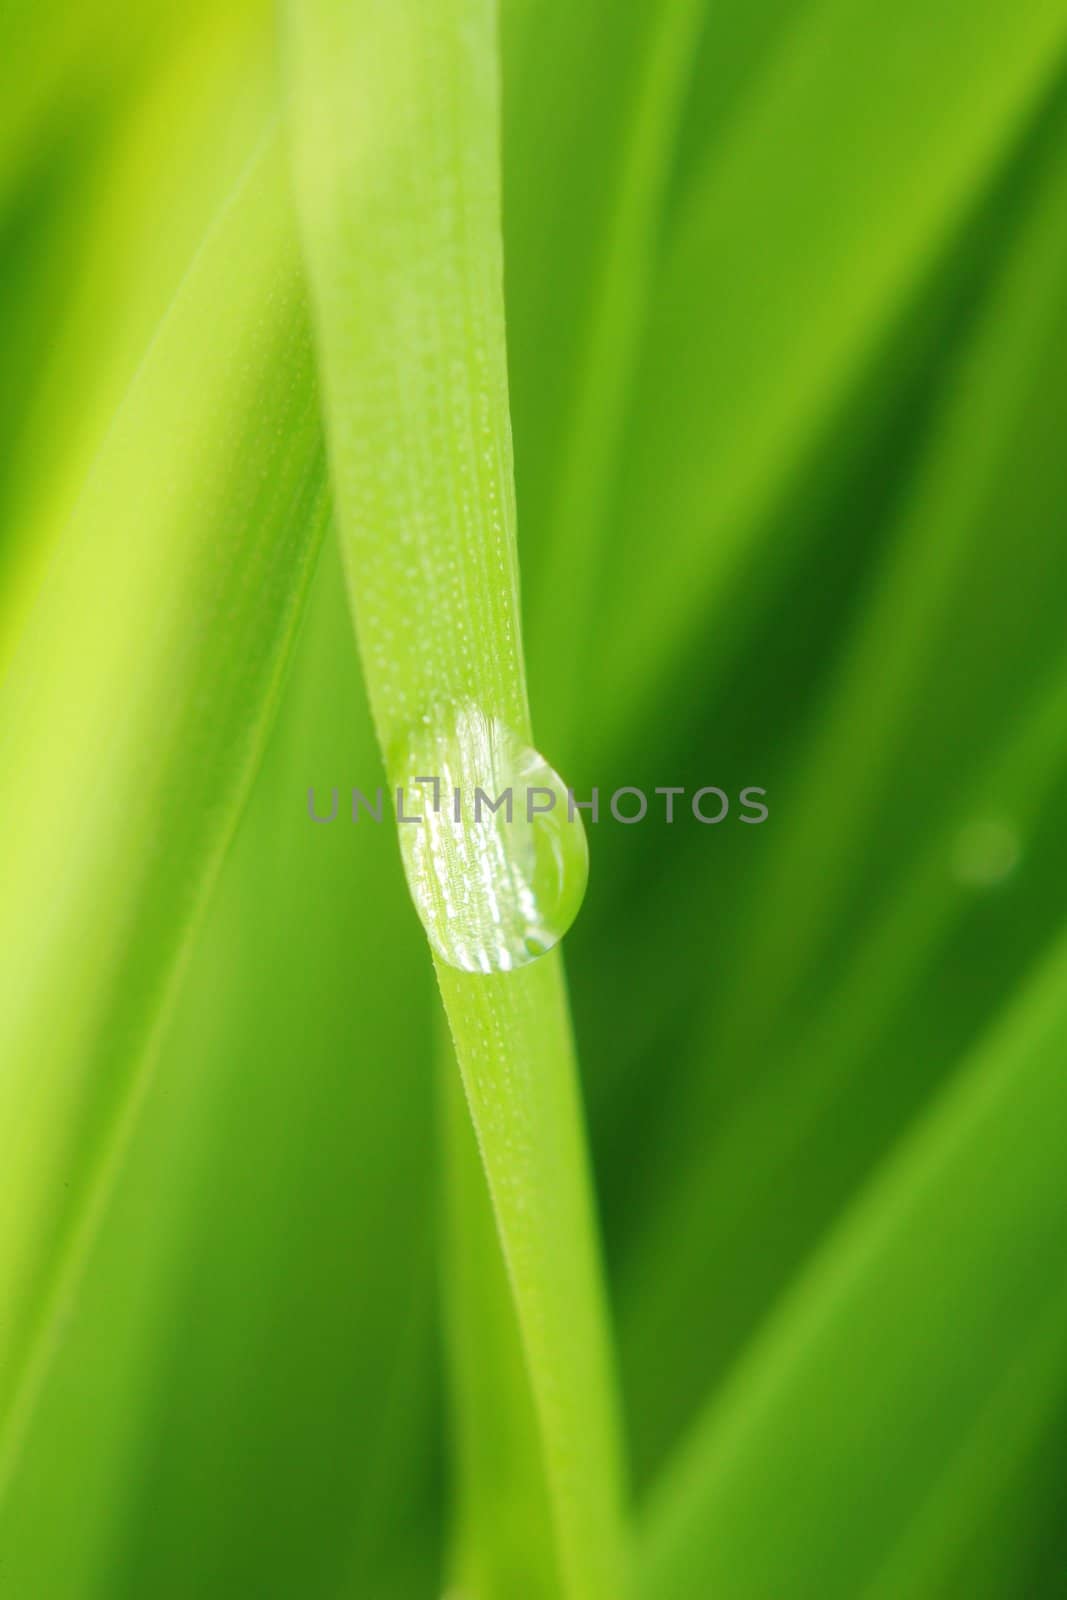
591, 0, 1067, 756
639, 922, 1067, 1597
522, 0, 705, 747
614, 93, 1067, 1473
1, 0, 274, 656
0, 0, 166, 208
439, 1042, 560, 1598
0, 544, 442, 1596
707, 75, 1067, 1075
110, 547, 438, 1598
0, 129, 326, 1497
283, 4, 628, 1595
862, 1276, 1067, 1599
621, 639, 1067, 1480
435, 960, 628, 1598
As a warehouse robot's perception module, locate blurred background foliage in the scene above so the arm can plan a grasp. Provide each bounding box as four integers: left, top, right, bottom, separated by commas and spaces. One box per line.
2, 0, 1067, 1594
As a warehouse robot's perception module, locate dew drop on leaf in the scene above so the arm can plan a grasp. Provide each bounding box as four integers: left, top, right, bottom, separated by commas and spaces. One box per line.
393, 702, 588, 973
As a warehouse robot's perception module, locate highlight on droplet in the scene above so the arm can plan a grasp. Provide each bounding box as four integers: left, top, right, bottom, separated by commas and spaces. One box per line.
391, 701, 588, 974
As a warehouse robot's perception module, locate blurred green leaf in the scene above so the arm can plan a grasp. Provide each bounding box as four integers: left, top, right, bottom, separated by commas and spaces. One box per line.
1, 0, 274, 650
617, 72, 1067, 1483
640, 919, 1067, 1597
864, 1277, 1067, 1598
518, 0, 705, 748
0, 0, 173, 207
591, 0, 1067, 755
0, 544, 442, 1597
4, 0, 1067, 1592
0, 130, 326, 1494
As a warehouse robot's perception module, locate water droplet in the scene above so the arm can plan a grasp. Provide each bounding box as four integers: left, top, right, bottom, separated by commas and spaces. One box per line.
392, 702, 588, 973
951, 816, 1021, 889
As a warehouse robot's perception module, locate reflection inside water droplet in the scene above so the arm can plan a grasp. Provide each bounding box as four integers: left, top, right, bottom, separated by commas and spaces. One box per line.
393, 703, 588, 974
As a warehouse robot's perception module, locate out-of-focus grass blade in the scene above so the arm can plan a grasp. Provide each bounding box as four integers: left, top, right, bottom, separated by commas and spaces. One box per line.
517, 1, 704, 748
283, 4, 628, 1593
501, 0, 674, 612
1, 0, 274, 655
707, 72, 1067, 1078
559, 96, 1050, 1114
589, 0, 1067, 754
0, 0, 169, 207
616, 80, 1067, 1480
0, 544, 442, 1597
639, 923, 1067, 1597
622, 642, 1067, 1480
0, 131, 326, 1495
107, 548, 438, 1599
863, 1277, 1067, 1599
